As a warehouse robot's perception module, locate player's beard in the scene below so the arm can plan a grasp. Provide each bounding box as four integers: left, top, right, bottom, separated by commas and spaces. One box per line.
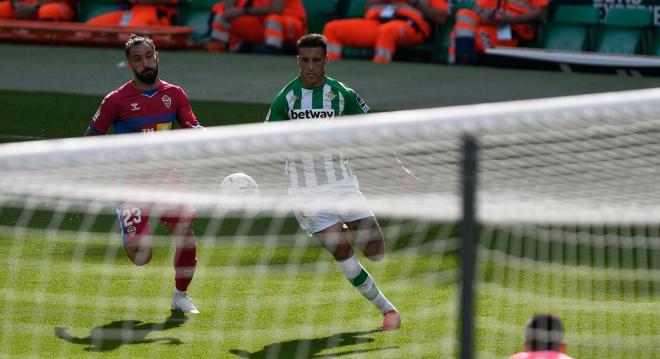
135, 65, 159, 85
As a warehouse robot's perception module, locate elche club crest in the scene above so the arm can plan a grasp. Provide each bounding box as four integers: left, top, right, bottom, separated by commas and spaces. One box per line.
126, 225, 137, 238
162, 95, 172, 109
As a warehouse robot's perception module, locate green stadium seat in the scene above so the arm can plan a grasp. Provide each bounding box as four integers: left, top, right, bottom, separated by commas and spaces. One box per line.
594, 8, 653, 55
605, 7, 653, 27
302, 0, 336, 34
595, 28, 643, 54
430, 22, 452, 62
345, 0, 366, 18
541, 5, 599, 52
451, 0, 475, 13
177, 0, 217, 41
552, 5, 600, 25
77, 0, 125, 22
653, 27, 660, 56
543, 26, 590, 52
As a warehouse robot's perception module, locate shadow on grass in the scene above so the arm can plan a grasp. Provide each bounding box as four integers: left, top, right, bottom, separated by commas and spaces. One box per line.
230, 330, 397, 358
54, 310, 188, 352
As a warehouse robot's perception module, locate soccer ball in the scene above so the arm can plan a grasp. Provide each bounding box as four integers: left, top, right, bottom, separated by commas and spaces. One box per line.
220, 172, 259, 196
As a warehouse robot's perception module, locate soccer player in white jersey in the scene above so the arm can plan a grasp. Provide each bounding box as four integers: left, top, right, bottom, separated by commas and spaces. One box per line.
265, 33, 402, 331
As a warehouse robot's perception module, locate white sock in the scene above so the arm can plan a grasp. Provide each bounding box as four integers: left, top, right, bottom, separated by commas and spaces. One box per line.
338, 254, 362, 278
372, 293, 395, 313
337, 254, 395, 313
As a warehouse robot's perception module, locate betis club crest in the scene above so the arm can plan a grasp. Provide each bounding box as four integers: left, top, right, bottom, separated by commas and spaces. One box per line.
162, 95, 172, 109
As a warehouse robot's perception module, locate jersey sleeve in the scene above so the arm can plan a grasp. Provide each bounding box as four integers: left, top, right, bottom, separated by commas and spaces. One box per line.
87, 95, 117, 135
265, 91, 288, 122
343, 88, 370, 116
175, 87, 201, 128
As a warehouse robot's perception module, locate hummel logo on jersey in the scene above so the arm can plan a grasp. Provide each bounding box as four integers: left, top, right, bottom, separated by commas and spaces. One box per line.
289, 109, 335, 120
131, 102, 140, 111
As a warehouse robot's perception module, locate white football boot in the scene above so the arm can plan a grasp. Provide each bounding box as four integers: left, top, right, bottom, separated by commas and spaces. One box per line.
171, 290, 200, 314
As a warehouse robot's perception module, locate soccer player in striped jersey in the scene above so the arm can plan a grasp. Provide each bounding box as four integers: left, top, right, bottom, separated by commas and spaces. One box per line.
266, 33, 404, 331
85, 34, 202, 314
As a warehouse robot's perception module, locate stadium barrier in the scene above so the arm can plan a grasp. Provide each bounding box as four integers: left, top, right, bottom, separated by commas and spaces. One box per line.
483, 46, 660, 76
0, 19, 194, 49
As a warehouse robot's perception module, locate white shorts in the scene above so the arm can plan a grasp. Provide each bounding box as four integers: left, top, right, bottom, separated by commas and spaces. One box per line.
290, 178, 374, 235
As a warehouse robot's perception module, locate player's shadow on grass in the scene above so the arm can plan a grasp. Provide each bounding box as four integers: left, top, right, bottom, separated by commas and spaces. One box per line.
54, 310, 188, 352
230, 329, 397, 358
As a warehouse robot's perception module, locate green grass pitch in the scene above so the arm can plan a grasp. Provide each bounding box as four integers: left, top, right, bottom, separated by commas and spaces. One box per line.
1, 221, 657, 358
0, 218, 460, 358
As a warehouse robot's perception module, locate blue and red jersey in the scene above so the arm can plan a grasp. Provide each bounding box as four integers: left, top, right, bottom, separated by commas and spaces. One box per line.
88, 79, 200, 135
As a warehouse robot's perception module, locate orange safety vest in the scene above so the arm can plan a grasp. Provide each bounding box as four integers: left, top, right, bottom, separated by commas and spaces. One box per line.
476, 0, 547, 14
236, 0, 306, 22
365, 0, 448, 37
476, 0, 547, 39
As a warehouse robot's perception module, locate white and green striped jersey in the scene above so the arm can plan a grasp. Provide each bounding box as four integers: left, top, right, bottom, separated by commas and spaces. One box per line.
266, 76, 370, 189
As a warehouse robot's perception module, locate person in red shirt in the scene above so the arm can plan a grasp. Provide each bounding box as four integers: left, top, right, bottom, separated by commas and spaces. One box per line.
207, 0, 307, 53
85, 34, 203, 314
86, 0, 177, 26
508, 313, 575, 359
0, 0, 73, 21
449, 0, 548, 64
323, 0, 448, 64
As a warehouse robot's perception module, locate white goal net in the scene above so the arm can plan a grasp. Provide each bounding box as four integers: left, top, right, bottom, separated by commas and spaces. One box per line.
0, 88, 658, 358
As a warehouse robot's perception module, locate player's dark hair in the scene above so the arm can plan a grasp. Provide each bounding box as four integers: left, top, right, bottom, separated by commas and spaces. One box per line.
124, 34, 156, 58
525, 313, 564, 351
296, 33, 327, 55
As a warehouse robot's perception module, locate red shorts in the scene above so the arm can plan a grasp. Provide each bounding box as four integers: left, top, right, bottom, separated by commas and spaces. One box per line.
116, 168, 195, 245
117, 203, 196, 245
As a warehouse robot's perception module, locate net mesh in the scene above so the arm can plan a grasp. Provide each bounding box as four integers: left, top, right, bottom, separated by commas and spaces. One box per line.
0, 88, 658, 358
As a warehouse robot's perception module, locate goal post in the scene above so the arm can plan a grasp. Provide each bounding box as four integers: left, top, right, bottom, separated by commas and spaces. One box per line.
1, 88, 659, 358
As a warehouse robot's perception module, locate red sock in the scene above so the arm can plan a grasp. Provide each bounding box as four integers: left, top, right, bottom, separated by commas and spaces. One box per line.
174, 246, 197, 291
